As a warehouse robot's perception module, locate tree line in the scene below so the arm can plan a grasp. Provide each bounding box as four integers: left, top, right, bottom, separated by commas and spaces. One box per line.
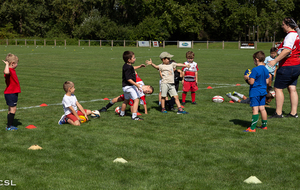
0, 0, 299, 41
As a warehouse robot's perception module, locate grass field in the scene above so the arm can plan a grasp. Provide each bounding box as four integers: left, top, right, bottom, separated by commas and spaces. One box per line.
0, 45, 300, 189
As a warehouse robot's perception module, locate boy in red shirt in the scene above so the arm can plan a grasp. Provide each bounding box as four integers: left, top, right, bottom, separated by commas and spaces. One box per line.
3, 53, 21, 131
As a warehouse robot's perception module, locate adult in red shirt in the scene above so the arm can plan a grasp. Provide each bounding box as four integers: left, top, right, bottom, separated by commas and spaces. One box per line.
269, 17, 300, 118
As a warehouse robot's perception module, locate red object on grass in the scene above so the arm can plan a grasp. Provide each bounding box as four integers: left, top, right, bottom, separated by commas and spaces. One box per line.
236, 84, 241, 86
40, 103, 48, 107
207, 86, 213, 89
26, 125, 37, 129
137, 112, 142, 116
103, 98, 110, 100
229, 100, 234, 103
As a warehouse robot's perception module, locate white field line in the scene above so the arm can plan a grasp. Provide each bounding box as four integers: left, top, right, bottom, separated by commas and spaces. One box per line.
0, 83, 247, 112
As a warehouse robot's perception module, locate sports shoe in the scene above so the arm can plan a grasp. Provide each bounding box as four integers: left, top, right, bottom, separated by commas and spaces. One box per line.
258, 126, 268, 130
177, 110, 189, 114
99, 107, 107, 112
232, 91, 237, 95
181, 102, 185, 106
244, 127, 256, 132
6, 126, 18, 131
58, 115, 67, 125
132, 117, 143, 121
170, 107, 175, 111
161, 110, 168, 113
226, 92, 232, 97
285, 113, 298, 118
192, 102, 197, 105
268, 112, 284, 119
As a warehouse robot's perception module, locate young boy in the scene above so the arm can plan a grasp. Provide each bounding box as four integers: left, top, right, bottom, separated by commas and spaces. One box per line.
244, 51, 270, 132
182, 51, 199, 105
146, 52, 189, 114
264, 47, 278, 91
99, 71, 154, 114
167, 60, 183, 110
59, 81, 92, 126
120, 51, 143, 120
3, 53, 20, 131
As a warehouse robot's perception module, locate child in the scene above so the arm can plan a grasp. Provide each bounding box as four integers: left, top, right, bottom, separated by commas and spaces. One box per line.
226, 91, 250, 104
59, 81, 92, 126
3, 53, 20, 131
120, 51, 143, 120
167, 60, 183, 110
99, 72, 154, 114
244, 51, 270, 132
181, 51, 199, 105
146, 52, 189, 114
264, 47, 278, 91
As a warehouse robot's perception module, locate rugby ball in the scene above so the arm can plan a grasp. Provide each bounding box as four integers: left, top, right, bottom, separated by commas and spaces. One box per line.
79, 115, 87, 123
277, 48, 291, 58
212, 95, 224, 103
115, 106, 121, 114
244, 69, 251, 76
91, 110, 100, 118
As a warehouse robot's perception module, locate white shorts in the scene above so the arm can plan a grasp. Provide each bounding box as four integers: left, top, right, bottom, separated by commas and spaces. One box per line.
122, 86, 139, 100
161, 83, 178, 97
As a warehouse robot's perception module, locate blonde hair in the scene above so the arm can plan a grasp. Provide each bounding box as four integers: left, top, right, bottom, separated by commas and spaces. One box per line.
5, 53, 19, 65
186, 51, 195, 59
63, 81, 74, 92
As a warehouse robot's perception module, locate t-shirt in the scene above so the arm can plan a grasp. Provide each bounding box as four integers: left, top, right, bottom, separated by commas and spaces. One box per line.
182, 61, 198, 82
159, 63, 177, 84
122, 63, 136, 87
249, 65, 269, 98
62, 94, 78, 115
277, 31, 300, 67
4, 68, 21, 94
264, 56, 278, 75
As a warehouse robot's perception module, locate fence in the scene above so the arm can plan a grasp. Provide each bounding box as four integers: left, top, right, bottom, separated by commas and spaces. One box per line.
0, 39, 277, 50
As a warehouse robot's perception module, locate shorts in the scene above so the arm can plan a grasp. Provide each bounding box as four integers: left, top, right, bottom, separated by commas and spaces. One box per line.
66, 110, 87, 122
5, 93, 18, 107
250, 96, 266, 107
161, 83, 177, 97
122, 86, 139, 100
274, 65, 300, 89
183, 81, 198, 92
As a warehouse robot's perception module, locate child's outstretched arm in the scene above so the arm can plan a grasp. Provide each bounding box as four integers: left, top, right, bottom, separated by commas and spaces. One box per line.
134, 64, 146, 70
76, 101, 88, 121
3, 60, 10, 74
176, 63, 190, 68
146, 58, 159, 70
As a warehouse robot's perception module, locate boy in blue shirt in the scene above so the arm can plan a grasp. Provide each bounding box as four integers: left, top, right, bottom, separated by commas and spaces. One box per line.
244, 51, 270, 132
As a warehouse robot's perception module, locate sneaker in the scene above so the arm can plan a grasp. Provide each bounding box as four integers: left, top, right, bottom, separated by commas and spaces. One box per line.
244, 127, 256, 132
181, 102, 185, 106
6, 126, 18, 131
119, 114, 125, 117
161, 110, 168, 113
132, 117, 143, 121
285, 113, 298, 118
226, 92, 232, 98
58, 115, 67, 125
170, 107, 175, 111
232, 91, 237, 95
268, 112, 284, 119
192, 102, 197, 105
258, 126, 268, 130
177, 110, 189, 114
99, 107, 107, 112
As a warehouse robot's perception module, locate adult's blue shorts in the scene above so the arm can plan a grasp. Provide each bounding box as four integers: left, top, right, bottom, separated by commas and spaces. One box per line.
274, 65, 300, 89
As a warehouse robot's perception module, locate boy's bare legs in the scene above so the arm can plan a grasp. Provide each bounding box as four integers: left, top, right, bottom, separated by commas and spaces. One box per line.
68, 119, 81, 126
288, 85, 298, 115
174, 95, 183, 111
132, 98, 140, 118
120, 99, 129, 116
161, 97, 166, 110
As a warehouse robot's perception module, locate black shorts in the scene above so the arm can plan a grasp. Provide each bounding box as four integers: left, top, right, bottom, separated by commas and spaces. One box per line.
274, 65, 300, 89
5, 93, 18, 107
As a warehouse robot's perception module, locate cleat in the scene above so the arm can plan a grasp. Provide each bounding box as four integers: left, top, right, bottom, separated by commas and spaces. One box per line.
99, 107, 107, 112
181, 102, 185, 106
58, 115, 67, 125
177, 110, 189, 114
132, 117, 143, 121
244, 127, 256, 132
192, 102, 197, 105
232, 91, 237, 95
161, 110, 168, 113
268, 112, 284, 119
6, 126, 18, 131
285, 113, 298, 118
258, 126, 267, 130
226, 92, 232, 98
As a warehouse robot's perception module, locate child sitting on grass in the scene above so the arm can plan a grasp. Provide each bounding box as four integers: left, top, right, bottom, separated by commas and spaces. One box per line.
58, 81, 92, 126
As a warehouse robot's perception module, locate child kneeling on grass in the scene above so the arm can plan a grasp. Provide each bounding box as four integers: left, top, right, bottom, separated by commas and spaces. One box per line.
244, 51, 270, 132
58, 81, 92, 126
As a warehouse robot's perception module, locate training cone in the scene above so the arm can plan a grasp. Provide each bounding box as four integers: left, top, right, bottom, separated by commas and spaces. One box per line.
103, 98, 110, 100
26, 125, 37, 129
137, 112, 142, 116
244, 176, 262, 184
229, 100, 234, 103
28, 145, 42, 150
236, 84, 241, 86
40, 103, 48, 107
113, 158, 128, 163
207, 86, 213, 89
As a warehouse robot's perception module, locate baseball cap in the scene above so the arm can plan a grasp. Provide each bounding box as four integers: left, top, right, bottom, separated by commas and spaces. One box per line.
159, 52, 174, 59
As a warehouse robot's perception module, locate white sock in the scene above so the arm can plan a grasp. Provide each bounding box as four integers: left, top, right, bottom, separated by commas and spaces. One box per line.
234, 92, 244, 99
231, 96, 240, 102
120, 111, 125, 116
132, 113, 137, 118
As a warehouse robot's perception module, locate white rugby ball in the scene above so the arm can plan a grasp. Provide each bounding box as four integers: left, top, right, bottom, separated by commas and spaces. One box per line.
212, 95, 224, 103
91, 110, 100, 118
115, 106, 121, 114
277, 48, 291, 58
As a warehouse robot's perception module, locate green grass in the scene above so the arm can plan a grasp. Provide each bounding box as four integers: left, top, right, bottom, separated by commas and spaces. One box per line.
0, 45, 300, 189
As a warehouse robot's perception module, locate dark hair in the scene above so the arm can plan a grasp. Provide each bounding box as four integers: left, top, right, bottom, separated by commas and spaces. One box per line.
270, 47, 277, 53
283, 17, 298, 29
123, 51, 134, 63
253, 51, 265, 62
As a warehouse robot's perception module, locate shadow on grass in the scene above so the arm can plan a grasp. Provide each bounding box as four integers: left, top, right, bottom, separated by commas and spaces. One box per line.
13, 119, 22, 127
229, 119, 251, 128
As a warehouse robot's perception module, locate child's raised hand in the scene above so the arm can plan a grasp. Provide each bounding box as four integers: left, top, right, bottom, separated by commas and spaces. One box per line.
2, 60, 9, 65
145, 58, 152, 65
186, 64, 191, 68
140, 64, 146, 68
